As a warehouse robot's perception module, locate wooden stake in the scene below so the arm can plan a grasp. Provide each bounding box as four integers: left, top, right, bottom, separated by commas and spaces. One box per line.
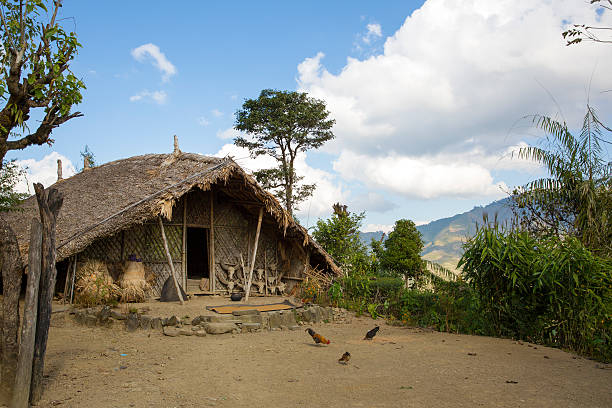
264, 251, 268, 297
11, 218, 42, 408
30, 183, 63, 404
69, 254, 77, 305
209, 191, 215, 293
158, 217, 184, 305
182, 195, 187, 290
244, 207, 263, 302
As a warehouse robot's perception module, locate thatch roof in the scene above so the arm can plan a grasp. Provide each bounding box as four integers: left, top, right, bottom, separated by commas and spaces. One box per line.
5, 151, 341, 276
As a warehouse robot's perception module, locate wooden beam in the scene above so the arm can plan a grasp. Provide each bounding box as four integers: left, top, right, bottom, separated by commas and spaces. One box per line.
11, 218, 42, 408
244, 207, 263, 302
158, 217, 184, 305
182, 196, 187, 290
209, 191, 215, 293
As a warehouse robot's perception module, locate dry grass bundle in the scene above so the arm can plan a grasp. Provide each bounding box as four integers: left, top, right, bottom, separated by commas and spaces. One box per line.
75, 259, 121, 307
300, 265, 333, 303
118, 261, 152, 302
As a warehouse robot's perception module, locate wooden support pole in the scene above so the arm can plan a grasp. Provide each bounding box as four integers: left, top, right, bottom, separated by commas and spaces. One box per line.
69, 254, 77, 305
158, 217, 184, 305
30, 183, 63, 404
182, 196, 187, 290
244, 207, 263, 302
11, 218, 42, 408
209, 191, 215, 293
264, 251, 268, 297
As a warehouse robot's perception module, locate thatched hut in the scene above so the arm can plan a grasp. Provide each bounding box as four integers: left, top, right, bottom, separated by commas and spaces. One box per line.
6, 146, 340, 299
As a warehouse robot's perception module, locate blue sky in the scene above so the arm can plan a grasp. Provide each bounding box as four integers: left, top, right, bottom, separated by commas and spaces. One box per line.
10, 0, 612, 232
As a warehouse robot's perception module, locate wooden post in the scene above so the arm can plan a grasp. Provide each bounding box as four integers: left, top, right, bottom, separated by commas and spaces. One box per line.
62, 258, 71, 305
11, 218, 42, 408
158, 217, 184, 305
244, 207, 263, 302
182, 196, 187, 290
264, 251, 268, 297
69, 254, 77, 305
30, 183, 63, 404
209, 191, 215, 293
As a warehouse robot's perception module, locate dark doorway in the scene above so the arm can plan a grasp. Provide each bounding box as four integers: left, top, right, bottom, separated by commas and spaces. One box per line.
187, 227, 209, 281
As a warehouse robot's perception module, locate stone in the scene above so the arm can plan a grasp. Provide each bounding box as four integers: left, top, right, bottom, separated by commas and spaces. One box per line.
165, 315, 180, 327
232, 309, 260, 316
159, 276, 188, 302
151, 318, 163, 331
97, 306, 112, 321
268, 312, 282, 329
208, 315, 240, 323
111, 311, 127, 320
74, 310, 86, 325
139, 315, 152, 330
125, 313, 139, 332
238, 314, 263, 324
179, 329, 193, 336
195, 330, 207, 337
288, 325, 300, 331
205, 322, 238, 335
163, 327, 180, 337
241, 323, 262, 332
279, 311, 297, 327
192, 315, 209, 326
84, 315, 98, 327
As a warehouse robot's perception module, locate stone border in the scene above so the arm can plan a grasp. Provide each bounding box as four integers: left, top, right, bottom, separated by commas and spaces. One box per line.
70, 304, 343, 336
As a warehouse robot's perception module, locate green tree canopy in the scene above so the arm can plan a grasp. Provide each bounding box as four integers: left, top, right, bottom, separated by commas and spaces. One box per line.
311, 203, 368, 270
0, 0, 85, 165
0, 159, 26, 211
234, 89, 335, 215
373, 219, 424, 283
512, 105, 612, 257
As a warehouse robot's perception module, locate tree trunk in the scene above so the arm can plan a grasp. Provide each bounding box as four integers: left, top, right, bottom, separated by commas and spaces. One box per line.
11, 218, 42, 408
0, 215, 23, 404
30, 184, 63, 404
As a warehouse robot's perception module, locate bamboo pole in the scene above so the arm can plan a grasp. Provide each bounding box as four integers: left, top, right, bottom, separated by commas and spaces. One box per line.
182, 196, 187, 290
158, 217, 184, 305
244, 207, 263, 302
264, 251, 268, 297
209, 191, 215, 293
62, 257, 71, 305
69, 254, 77, 304
11, 218, 42, 408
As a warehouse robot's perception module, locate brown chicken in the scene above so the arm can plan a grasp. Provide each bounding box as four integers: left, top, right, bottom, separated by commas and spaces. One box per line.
306, 328, 331, 345
338, 351, 351, 364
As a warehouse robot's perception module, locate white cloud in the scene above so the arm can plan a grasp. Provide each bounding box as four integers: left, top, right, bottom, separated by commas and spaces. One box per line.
211, 109, 223, 117
197, 117, 210, 126
213, 143, 347, 218
131, 43, 177, 82
351, 192, 397, 213
216, 127, 241, 140
333, 150, 508, 199
363, 23, 382, 44
362, 224, 394, 233
129, 90, 167, 104
298, 0, 612, 159
14, 152, 76, 194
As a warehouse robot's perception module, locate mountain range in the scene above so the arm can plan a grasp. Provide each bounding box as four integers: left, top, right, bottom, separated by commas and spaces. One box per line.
360, 197, 515, 273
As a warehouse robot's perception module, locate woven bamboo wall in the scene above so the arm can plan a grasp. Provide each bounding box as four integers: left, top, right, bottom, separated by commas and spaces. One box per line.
78, 221, 182, 296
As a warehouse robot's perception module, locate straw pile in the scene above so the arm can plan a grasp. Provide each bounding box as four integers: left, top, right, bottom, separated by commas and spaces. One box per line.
75, 259, 121, 306
118, 260, 152, 302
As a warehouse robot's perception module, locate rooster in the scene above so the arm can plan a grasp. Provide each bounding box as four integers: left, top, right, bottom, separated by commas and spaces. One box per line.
364, 326, 380, 340
306, 328, 330, 345
338, 351, 351, 364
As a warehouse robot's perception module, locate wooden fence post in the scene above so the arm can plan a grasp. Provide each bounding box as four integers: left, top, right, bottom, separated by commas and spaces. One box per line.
11, 218, 42, 408
0, 216, 23, 403
30, 183, 63, 404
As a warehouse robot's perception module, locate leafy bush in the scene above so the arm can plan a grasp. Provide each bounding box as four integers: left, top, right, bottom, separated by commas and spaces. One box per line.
460, 224, 612, 361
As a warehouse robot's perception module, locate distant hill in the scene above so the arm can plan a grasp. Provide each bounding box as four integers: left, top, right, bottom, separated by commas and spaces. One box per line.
360, 197, 515, 273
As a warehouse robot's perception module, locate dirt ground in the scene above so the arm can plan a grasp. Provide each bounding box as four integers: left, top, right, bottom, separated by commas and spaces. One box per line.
18, 301, 610, 408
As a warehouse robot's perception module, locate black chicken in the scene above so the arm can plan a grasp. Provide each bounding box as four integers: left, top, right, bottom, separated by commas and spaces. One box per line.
364, 326, 380, 340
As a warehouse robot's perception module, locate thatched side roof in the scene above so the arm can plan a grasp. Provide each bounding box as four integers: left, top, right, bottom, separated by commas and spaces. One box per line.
5, 151, 341, 276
